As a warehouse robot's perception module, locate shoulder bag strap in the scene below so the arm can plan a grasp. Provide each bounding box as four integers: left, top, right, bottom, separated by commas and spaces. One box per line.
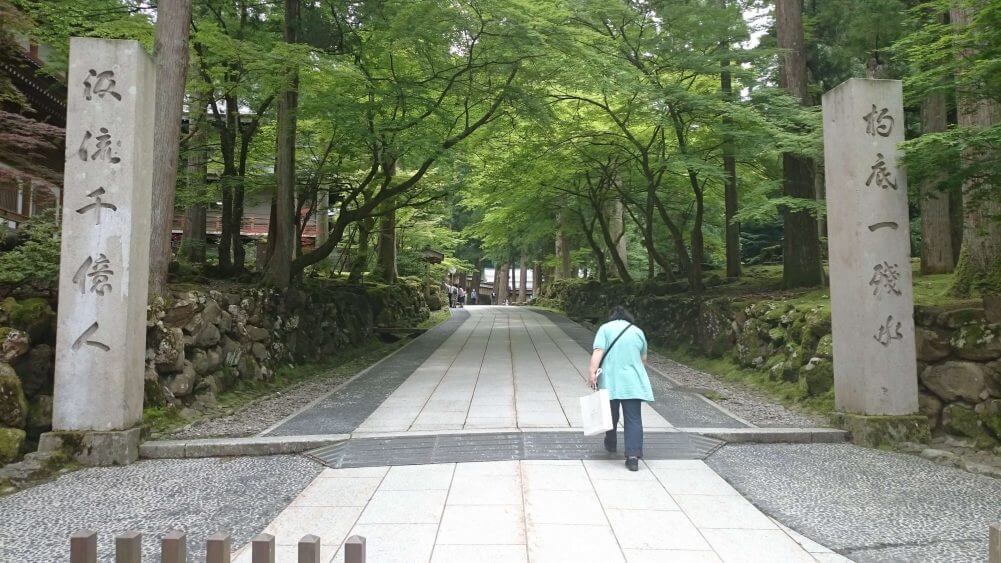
598, 323, 633, 370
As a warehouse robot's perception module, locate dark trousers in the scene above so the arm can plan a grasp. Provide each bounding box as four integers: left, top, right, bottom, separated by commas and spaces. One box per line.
605, 399, 643, 457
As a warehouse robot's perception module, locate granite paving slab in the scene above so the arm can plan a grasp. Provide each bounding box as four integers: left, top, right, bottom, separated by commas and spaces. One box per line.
708, 443, 1001, 562
264, 310, 469, 436
0, 456, 322, 563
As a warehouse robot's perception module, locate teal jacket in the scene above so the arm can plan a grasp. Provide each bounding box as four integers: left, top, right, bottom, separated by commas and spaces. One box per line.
593, 320, 654, 402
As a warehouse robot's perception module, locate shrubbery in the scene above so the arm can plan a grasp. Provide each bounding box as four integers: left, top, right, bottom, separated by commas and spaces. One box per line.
0, 210, 60, 298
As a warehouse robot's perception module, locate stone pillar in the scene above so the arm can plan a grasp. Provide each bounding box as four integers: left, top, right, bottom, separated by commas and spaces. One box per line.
40, 38, 155, 465
822, 79, 925, 441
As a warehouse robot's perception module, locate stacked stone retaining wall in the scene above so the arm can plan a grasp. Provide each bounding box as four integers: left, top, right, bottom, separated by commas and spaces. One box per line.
546, 279, 1001, 450
0, 280, 436, 465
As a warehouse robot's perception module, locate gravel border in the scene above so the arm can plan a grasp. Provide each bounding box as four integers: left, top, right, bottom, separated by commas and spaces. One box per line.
0, 456, 322, 563
646, 354, 826, 428
165, 366, 365, 440
709, 443, 1001, 562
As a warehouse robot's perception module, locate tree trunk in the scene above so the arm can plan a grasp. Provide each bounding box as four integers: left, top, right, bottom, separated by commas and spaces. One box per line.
148, 0, 193, 298
497, 263, 510, 304
492, 265, 500, 303
518, 255, 528, 303
596, 199, 632, 282
376, 205, 398, 283
232, 179, 246, 270
720, 21, 741, 279
219, 184, 233, 271
950, 187, 963, 261
532, 262, 542, 298
776, 0, 824, 288
472, 259, 482, 294
555, 211, 572, 279
180, 136, 207, 264
950, 6, 1001, 295
348, 219, 373, 283
608, 198, 627, 270
919, 91, 955, 274
180, 92, 207, 264
316, 189, 329, 250
263, 0, 299, 287
690, 188, 705, 293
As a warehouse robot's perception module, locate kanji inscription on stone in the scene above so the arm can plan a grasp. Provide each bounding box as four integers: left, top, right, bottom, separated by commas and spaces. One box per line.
83, 69, 122, 101
866, 153, 897, 190
73, 254, 114, 296
862, 104, 894, 137
75, 188, 117, 225
869, 261, 902, 298
76, 128, 122, 163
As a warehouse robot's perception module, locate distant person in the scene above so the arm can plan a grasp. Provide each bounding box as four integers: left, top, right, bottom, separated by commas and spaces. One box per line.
458, 287, 466, 308
447, 284, 455, 308
470, 289, 478, 304
588, 305, 653, 472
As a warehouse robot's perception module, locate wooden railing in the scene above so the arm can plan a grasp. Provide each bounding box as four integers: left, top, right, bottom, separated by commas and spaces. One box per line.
69, 530, 366, 563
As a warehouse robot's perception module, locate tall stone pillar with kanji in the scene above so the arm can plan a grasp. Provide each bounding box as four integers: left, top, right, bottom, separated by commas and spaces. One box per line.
822, 79, 928, 445
39, 38, 155, 465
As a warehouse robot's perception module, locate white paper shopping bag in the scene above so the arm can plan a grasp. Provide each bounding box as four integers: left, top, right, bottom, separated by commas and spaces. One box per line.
579, 388, 614, 436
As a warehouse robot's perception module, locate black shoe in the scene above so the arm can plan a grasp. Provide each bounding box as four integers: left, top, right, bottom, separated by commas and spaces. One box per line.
625, 457, 639, 472
604, 436, 617, 453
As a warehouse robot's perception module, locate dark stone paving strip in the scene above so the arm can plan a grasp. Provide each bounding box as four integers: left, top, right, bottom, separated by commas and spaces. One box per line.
264, 310, 470, 436
305, 431, 723, 468
709, 443, 1001, 563
530, 308, 748, 428
0, 456, 322, 563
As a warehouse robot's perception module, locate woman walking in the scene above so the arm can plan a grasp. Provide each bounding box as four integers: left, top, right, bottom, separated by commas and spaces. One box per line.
588, 305, 653, 472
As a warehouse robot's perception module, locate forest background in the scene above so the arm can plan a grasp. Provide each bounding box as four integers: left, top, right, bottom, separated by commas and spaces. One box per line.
1, 0, 998, 303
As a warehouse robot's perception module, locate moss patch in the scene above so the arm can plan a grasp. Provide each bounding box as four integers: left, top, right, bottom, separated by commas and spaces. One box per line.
0, 427, 25, 464
659, 345, 836, 416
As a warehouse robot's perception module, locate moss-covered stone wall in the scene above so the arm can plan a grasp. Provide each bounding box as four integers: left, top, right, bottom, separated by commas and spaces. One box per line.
546, 279, 1001, 450
0, 279, 440, 465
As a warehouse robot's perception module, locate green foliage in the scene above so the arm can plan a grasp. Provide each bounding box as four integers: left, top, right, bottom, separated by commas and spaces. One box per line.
0, 210, 60, 293
897, 0, 1001, 211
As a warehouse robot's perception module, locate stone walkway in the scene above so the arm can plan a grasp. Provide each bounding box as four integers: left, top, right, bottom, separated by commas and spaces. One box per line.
231, 460, 844, 563
355, 308, 670, 432
268, 307, 745, 437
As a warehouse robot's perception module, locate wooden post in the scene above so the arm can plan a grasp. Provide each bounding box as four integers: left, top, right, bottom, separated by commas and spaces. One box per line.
298, 534, 321, 563
251, 533, 275, 563
990, 523, 1000, 563
161, 531, 185, 563
344, 535, 366, 563
70, 530, 97, 563
205, 533, 232, 563
115, 531, 142, 563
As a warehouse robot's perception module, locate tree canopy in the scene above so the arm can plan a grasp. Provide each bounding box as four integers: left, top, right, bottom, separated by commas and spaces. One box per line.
5, 0, 1000, 296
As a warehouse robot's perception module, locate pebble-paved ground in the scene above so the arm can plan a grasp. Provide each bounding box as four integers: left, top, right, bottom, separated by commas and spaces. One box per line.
167, 369, 359, 439
0, 456, 322, 563
647, 354, 826, 428
709, 443, 1001, 562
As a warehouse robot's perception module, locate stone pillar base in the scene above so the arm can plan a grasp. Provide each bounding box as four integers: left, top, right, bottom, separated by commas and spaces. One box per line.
832, 413, 930, 448
38, 428, 141, 466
